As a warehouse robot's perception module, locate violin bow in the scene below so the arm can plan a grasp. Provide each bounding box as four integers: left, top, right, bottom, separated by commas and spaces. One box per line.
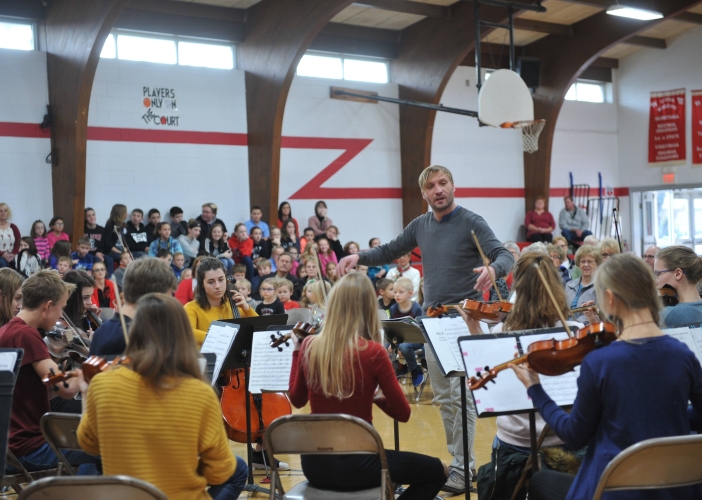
312, 245, 328, 303
111, 275, 130, 347
113, 225, 134, 261
612, 207, 623, 253
533, 262, 574, 338
471, 230, 504, 302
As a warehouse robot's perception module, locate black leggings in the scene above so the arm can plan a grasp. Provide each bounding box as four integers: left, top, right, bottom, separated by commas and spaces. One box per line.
528, 470, 574, 500
302, 450, 446, 500
527, 233, 553, 243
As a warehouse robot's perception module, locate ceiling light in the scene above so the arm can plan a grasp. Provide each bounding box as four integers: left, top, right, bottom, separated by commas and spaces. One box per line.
606, 4, 663, 21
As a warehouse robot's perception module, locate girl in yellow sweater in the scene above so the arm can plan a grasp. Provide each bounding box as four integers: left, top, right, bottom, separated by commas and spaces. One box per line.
184, 257, 257, 346
77, 293, 248, 500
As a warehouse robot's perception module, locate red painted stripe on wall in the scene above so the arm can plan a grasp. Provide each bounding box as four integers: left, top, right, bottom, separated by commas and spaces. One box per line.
0, 122, 50, 138
87, 126, 248, 146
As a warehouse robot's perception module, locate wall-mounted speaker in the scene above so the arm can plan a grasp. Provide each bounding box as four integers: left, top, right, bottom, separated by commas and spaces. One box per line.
517, 57, 541, 91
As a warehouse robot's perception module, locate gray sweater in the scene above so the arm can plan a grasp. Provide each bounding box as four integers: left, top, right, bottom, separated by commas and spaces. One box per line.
558, 207, 590, 231
357, 206, 514, 309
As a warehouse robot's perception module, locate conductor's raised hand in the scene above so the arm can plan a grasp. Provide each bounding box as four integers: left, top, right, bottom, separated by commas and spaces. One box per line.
337, 254, 360, 277
473, 265, 496, 292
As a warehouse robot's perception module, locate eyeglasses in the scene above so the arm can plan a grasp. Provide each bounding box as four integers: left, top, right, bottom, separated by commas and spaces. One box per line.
93, 268, 106, 273
260, 288, 275, 292
653, 269, 675, 277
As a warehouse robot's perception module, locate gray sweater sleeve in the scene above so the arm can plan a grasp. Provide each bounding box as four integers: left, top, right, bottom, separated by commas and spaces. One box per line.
357, 219, 419, 267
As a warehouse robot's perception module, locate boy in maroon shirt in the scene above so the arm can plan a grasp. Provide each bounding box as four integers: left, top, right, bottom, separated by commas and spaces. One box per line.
0, 270, 99, 474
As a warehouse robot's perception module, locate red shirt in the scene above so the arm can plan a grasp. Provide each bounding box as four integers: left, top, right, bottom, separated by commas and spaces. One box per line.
289, 337, 410, 424
92, 280, 116, 309
283, 301, 300, 310
525, 210, 555, 238
175, 278, 195, 305
227, 236, 253, 263
0, 317, 51, 456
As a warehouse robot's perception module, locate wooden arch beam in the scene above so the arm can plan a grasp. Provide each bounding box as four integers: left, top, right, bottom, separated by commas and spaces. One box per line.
521, 0, 701, 212
45, 0, 128, 243
239, 0, 353, 226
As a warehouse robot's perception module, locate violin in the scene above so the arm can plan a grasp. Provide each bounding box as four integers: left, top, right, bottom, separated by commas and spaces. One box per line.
427, 299, 512, 323
269, 321, 317, 350
469, 322, 617, 390
85, 309, 102, 330
42, 316, 91, 364
569, 304, 599, 316
659, 285, 678, 307
42, 355, 129, 390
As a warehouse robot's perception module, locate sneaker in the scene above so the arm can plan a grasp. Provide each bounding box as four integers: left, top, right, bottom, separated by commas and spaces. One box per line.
395, 364, 409, 377
251, 449, 290, 471
411, 368, 424, 387
471, 468, 477, 482
441, 470, 465, 494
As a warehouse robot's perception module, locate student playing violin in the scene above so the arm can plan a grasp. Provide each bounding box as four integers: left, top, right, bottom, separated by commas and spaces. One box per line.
289, 272, 448, 499
510, 254, 702, 500
654, 245, 702, 328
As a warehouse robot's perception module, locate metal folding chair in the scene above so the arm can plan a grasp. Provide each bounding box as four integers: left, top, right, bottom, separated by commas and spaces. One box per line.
39, 413, 82, 475
18, 475, 168, 500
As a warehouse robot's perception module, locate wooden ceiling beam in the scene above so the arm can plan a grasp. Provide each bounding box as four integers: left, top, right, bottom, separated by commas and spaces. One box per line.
591, 56, 619, 68
624, 35, 667, 48
125, 0, 245, 23
673, 11, 702, 24
355, 0, 449, 18
513, 18, 573, 35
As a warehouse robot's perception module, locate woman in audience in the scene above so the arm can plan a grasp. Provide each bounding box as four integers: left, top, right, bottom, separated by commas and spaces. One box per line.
102, 204, 129, 267
317, 237, 338, 276
177, 219, 201, 265
525, 196, 555, 243
201, 223, 234, 274
13, 237, 42, 277
553, 236, 577, 277
91, 261, 116, 309
512, 254, 702, 500
289, 273, 448, 499
30, 220, 50, 262
47, 216, 70, 250
77, 293, 248, 500
597, 238, 620, 261
0, 268, 23, 327
281, 219, 300, 252
564, 245, 601, 323
49, 240, 72, 270
0, 203, 21, 268
277, 201, 299, 237
656, 245, 702, 327
308, 200, 333, 236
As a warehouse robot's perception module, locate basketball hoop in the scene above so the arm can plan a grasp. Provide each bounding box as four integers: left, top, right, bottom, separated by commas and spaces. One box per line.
501, 119, 546, 154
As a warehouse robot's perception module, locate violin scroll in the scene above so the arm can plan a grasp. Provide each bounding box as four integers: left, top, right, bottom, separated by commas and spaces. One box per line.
268, 322, 318, 350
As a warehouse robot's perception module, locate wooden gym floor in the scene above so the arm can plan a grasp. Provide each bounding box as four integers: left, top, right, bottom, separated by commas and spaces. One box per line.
1, 382, 497, 499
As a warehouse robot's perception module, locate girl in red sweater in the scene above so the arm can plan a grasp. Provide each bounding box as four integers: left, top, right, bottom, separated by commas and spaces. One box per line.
289, 273, 447, 499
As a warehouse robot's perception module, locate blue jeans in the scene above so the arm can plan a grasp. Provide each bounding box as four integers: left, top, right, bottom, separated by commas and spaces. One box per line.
0, 256, 8, 268
219, 256, 235, 274
398, 343, 424, 373
7, 441, 100, 475
208, 456, 248, 500
240, 256, 254, 282
561, 229, 592, 243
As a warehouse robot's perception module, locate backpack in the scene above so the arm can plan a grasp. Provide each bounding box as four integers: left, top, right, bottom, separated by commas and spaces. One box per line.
476, 440, 530, 500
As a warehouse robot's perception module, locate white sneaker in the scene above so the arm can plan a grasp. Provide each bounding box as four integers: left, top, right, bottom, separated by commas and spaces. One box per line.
251, 450, 290, 471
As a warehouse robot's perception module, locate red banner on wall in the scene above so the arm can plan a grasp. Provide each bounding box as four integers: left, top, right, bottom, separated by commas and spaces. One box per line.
693, 90, 702, 165
648, 88, 686, 166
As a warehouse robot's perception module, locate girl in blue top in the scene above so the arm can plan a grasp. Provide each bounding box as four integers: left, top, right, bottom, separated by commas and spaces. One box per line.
511, 254, 702, 500
148, 222, 183, 258
655, 245, 702, 328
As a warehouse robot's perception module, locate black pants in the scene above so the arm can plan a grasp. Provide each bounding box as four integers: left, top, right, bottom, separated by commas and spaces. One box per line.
528, 470, 574, 500
302, 450, 446, 500
527, 233, 553, 243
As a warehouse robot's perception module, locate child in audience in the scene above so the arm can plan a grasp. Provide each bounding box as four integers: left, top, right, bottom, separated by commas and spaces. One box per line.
149, 222, 183, 258
169, 206, 188, 239
253, 259, 271, 292
356, 265, 368, 275
112, 251, 132, 291
156, 248, 173, 265
91, 261, 116, 309
231, 264, 246, 283
126, 209, 149, 257
49, 240, 72, 270
299, 227, 315, 253
235, 278, 258, 309
277, 279, 300, 310
281, 219, 299, 253
71, 237, 95, 274
171, 252, 186, 280
343, 241, 360, 256
13, 237, 41, 277
255, 278, 285, 316
178, 219, 201, 266
144, 208, 161, 244
201, 223, 234, 274
326, 262, 338, 284
288, 246, 300, 277
301, 279, 331, 324
180, 268, 193, 281
30, 220, 50, 262
390, 277, 425, 386
56, 257, 72, 277
269, 245, 284, 273
227, 223, 254, 281
47, 216, 70, 250
367, 237, 389, 283
270, 227, 283, 248
376, 278, 396, 315
317, 237, 338, 276
250, 227, 271, 260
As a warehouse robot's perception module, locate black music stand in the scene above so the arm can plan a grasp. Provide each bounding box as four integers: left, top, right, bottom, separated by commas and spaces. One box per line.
221, 315, 287, 493
1, 348, 23, 477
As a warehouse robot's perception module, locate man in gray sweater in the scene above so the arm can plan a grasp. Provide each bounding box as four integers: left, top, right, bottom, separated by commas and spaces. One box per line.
558, 196, 592, 244
338, 165, 514, 494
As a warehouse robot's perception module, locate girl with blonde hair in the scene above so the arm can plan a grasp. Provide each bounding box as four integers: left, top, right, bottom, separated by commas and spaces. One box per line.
655, 245, 702, 327
289, 273, 448, 499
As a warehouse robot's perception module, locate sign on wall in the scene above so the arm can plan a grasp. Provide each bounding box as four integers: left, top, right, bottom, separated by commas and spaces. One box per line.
648, 88, 686, 166
693, 90, 702, 166
141, 87, 179, 126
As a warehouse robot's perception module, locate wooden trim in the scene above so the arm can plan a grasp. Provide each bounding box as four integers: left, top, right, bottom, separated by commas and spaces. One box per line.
674, 11, 702, 24
116, 9, 245, 43
513, 18, 573, 36
356, 0, 449, 18
330, 87, 379, 103
125, 0, 245, 23
0, 0, 45, 20
321, 22, 399, 43
624, 35, 667, 49
591, 57, 619, 68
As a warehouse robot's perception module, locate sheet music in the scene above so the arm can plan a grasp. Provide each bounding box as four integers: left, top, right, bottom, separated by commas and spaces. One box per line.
200, 323, 238, 386
519, 331, 580, 406
460, 337, 532, 415
422, 317, 465, 376
0, 352, 17, 371
248, 331, 294, 394
664, 327, 702, 362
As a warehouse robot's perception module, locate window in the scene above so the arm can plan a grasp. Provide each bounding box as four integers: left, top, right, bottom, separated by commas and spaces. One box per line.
0, 20, 34, 51
99, 31, 235, 70
565, 81, 607, 103
297, 53, 388, 83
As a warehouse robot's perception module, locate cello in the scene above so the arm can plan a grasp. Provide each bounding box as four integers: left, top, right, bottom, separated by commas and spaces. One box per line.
218, 282, 291, 444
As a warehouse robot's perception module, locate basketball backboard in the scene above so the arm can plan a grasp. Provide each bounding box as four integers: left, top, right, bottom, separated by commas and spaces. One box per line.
478, 69, 534, 127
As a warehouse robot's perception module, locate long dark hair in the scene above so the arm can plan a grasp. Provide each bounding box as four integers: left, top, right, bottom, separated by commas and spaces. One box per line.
278, 201, 292, 222
51, 240, 72, 258
281, 219, 298, 243
194, 257, 227, 310
62, 270, 96, 326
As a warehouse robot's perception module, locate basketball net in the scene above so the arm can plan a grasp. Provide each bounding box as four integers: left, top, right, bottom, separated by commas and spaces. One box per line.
500, 119, 546, 154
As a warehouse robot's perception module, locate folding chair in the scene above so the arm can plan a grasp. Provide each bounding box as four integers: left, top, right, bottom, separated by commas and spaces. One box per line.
2, 450, 58, 494
39, 413, 82, 475
18, 475, 168, 500
285, 308, 313, 325
263, 414, 394, 500
592, 433, 702, 500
